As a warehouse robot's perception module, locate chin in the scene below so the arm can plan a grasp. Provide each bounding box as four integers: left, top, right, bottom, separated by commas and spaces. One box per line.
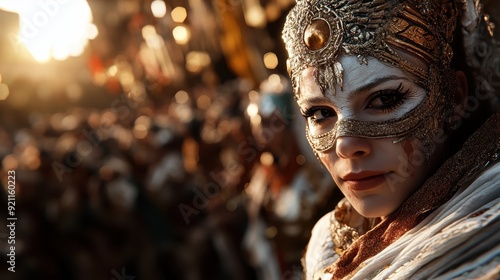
351, 199, 397, 218
357, 208, 390, 219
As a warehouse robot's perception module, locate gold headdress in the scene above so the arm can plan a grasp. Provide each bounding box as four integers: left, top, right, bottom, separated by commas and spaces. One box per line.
283, 0, 457, 93
281, 0, 497, 158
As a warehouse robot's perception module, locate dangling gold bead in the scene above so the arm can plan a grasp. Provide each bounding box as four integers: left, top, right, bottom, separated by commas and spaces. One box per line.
304, 19, 330, 51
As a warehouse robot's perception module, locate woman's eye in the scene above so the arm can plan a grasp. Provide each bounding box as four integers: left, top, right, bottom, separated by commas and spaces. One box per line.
303, 108, 336, 122
367, 90, 408, 112
367, 83, 409, 112
370, 94, 400, 107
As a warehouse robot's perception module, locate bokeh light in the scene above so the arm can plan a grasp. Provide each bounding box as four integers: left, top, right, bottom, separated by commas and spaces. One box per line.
0, 0, 97, 63
246, 103, 259, 117
186, 51, 211, 73
133, 115, 152, 140
248, 90, 259, 102
175, 90, 189, 104
244, 4, 266, 28
263, 52, 278, 69
260, 152, 274, 166
196, 95, 211, 110
0, 83, 10, 100
142, 25, 157, 40
171, 6, 187, 23
2, 154, 18, 171
151, 0, 167, 18
172, 25, 191, 45
296, 154, 306, 165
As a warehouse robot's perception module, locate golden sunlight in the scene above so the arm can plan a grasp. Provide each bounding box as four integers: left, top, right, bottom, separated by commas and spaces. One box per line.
0, 0, 97, 63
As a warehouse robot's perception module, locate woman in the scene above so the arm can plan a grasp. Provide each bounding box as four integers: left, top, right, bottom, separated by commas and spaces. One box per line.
281, 0, 500, 279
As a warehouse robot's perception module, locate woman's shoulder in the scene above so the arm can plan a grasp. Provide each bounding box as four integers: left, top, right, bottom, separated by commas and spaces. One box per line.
303, 211, 338, 280
303, 198, 379, 280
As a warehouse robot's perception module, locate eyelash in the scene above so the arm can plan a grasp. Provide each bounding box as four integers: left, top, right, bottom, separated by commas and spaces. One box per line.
300, 83, 411, 123
367, 83, 409, 113
301, 107, 337, 125
301, 107, 335, 124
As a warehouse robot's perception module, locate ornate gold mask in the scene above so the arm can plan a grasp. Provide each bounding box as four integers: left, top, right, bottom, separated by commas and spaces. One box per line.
282, 0, 459, 158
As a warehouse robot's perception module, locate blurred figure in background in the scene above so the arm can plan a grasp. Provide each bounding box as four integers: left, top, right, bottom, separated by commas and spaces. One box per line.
243, 74, 342, 280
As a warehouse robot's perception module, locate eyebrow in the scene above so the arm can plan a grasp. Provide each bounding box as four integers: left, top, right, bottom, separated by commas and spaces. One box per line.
299, 75, 411, 106
351, 75, 411, 96
297, 96, 331, 108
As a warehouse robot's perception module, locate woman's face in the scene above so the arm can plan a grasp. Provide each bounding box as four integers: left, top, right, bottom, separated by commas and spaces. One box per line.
297, 55, 446, 218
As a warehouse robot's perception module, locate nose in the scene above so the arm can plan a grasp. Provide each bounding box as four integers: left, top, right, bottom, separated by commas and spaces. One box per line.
335, 136, 372, 159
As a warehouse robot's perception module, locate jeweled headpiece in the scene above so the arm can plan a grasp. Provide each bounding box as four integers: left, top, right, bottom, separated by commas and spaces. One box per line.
282, 0, 465, 158
283, 0, 458, 94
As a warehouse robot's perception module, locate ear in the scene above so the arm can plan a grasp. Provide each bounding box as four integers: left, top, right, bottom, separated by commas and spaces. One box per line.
454, 71, 468, 108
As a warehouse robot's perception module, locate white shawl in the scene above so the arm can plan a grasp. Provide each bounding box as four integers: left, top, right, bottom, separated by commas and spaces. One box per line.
305, 161, 500, 280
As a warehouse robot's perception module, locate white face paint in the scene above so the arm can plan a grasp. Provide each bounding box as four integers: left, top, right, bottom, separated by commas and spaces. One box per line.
299, 55, 429, 135
297, 55, 447, 218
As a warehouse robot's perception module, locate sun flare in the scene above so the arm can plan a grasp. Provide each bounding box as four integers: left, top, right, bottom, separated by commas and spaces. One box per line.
0, 0, 97, 63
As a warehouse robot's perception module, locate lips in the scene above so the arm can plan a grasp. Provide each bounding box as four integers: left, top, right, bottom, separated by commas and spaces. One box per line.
341, 171, 388, 191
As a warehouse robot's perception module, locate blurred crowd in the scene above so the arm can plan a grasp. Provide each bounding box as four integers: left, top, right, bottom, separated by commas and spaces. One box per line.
0, 72, 341, 280
4, 0, 497, 279
0, 1, 346, 279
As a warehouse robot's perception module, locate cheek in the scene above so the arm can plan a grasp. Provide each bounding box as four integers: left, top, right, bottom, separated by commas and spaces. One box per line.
402, 144, 424, 176
318, 152, 340, 180
319, 152, 337, 169
402, 141, 414, 160
392, 141, 428, 180
397, 140, 444, 177
389, 140, 443, 202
